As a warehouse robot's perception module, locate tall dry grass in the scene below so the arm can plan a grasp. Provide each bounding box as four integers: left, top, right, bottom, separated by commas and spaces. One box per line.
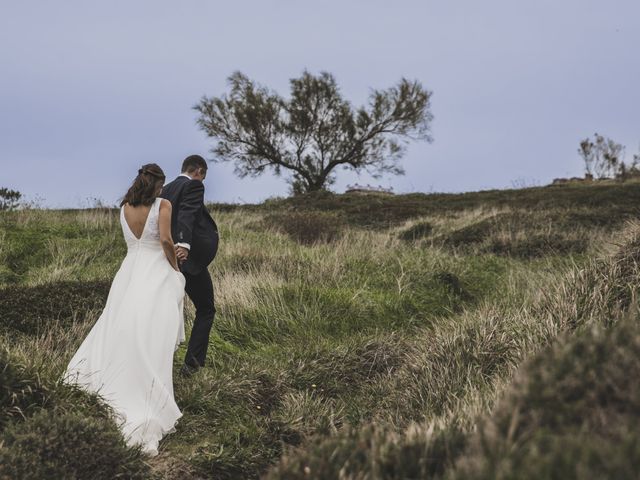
1, 193, 636, 479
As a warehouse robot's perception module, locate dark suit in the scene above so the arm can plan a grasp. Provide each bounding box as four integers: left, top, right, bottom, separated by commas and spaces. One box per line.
161, 175, 219, 368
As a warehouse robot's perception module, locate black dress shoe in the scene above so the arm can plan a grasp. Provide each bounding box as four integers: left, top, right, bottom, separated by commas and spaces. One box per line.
179, 363, 199, 378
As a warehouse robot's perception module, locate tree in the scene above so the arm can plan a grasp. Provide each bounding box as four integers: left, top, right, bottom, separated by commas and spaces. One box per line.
195, 71, 433, 194
578, 133, 625, 179
0, 188, 22, 211
618, 144, 640, 181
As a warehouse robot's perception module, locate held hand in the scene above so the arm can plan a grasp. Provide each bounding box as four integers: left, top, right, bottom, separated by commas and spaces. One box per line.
175, 246, 189, 264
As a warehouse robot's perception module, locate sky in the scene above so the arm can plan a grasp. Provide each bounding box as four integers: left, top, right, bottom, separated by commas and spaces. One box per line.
1, 0, 638, 207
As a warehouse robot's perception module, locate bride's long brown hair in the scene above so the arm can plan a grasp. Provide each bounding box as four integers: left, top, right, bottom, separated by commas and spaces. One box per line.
120, 164, 166, 207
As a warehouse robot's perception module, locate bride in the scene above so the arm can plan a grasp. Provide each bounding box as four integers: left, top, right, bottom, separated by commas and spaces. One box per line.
63, 163, 186, 456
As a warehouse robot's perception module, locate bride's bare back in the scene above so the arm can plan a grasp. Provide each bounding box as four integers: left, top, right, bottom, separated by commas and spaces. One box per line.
123, 198, 178, 271
122, 203, 153, 240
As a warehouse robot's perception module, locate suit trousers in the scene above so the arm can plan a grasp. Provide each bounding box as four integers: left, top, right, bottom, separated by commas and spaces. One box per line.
183, 267, 215, 368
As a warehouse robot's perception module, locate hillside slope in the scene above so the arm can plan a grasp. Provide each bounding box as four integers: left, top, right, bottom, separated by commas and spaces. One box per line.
2, 183, 640, 479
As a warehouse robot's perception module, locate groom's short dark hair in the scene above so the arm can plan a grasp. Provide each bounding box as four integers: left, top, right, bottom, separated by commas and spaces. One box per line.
181, 155, 208, 174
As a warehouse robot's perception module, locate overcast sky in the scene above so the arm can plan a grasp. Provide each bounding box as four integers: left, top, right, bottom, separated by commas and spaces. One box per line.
1, 1, 638, 207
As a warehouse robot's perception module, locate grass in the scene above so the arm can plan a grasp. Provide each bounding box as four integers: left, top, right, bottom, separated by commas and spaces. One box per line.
2, 183, 640, 478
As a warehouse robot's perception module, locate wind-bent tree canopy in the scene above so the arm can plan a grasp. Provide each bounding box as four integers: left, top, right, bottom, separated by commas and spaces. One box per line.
194, 71, 433, 194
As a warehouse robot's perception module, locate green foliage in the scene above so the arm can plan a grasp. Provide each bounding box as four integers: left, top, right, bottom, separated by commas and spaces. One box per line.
265, 219, 640, 480
452, 316, 640, 479
0, 208, 124, 284
436, 211, 594, 258
398, 221, 433, 241
0, 280, 110, 335
541, 222, 640, 331
488, 234, 589, 258
281, 334, 407, 399
0, 187, 22, 211
0, 410, 151, 480
378, 314, 524, 425
267, 421, 467, 480
0, 349, 51, 429
262, 210, 344, 245
0, 225, 49, 283
261, 183, 640, 228
195, 71, 433, 193
174, 333, 420, 479
444, 219, 495, 246
3, 184, 640, 478
1, 345, 114, 432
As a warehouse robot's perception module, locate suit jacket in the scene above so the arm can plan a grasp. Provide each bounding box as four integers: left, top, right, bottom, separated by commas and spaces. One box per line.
160, 176, 219, 275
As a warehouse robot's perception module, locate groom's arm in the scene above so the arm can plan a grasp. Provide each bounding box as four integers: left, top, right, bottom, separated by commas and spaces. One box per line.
176, 180, 205, 248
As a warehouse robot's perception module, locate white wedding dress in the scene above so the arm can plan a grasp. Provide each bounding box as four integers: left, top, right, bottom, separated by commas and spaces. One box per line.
63, 197, 186, 456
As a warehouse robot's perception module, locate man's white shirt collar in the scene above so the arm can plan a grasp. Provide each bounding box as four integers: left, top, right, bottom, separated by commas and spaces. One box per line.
179, 173, 192, 180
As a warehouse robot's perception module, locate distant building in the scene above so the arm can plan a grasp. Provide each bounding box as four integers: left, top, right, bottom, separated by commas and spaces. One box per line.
345, 183, 395, 195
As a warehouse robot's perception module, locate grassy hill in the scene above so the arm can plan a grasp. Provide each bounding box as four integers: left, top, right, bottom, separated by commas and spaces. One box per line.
2, 183, 640, 478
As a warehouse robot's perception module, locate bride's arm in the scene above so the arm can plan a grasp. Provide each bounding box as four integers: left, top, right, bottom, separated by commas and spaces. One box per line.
159, 199, 180, 271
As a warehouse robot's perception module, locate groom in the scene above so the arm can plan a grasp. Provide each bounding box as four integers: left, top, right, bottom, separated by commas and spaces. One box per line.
161, 155, 219, 377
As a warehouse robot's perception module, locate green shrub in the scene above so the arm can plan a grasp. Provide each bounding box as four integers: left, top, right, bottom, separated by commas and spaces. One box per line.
190, 432, 280, 480
269, 391, 343, 447
541, 223, 640, 331
0, 280, 110, 335
380, 313, 524, 424
263, 211, 344, 245
452, 315, 640, 479
1, 348, 112, 431
174, 366, 287, 480
438, 212, 592, 258
222, 250, 270, 273
441, 220, 495, 247
0, 228, 49, 283
489, 234, 589, 258
0, 265, 14, 284
0, 410, 151, 480
434, 271, 475, 303
399, 221, 433, 241
0, 187, 22, 211
284, 334, 407, 399
259, 184, 640, 229
0, 348, 50, 429
438, 212, 532, 250
266, 421, 467, 479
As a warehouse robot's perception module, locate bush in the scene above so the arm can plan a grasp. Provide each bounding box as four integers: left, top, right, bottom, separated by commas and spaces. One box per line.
0, 410, 151, 480
284, 334, 408, 398
261, 184, 640, 229
0, 187, 22, 211
398, 221, 433, 241
488, 234, 589, 258
266, 421, 467, 479
270, 303, 640, 479
541, 222, 640, 331
434, 271, 474, 303
0, 280, 110, 335
0, 349, 50, 429
440, 220, 495, 247
438, 212, 592, 258
1, 347, 114, 431
452, 315, 640, 479
263, 211, 344, 245
269, 392, 343, 447
380, 313, 523, 424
